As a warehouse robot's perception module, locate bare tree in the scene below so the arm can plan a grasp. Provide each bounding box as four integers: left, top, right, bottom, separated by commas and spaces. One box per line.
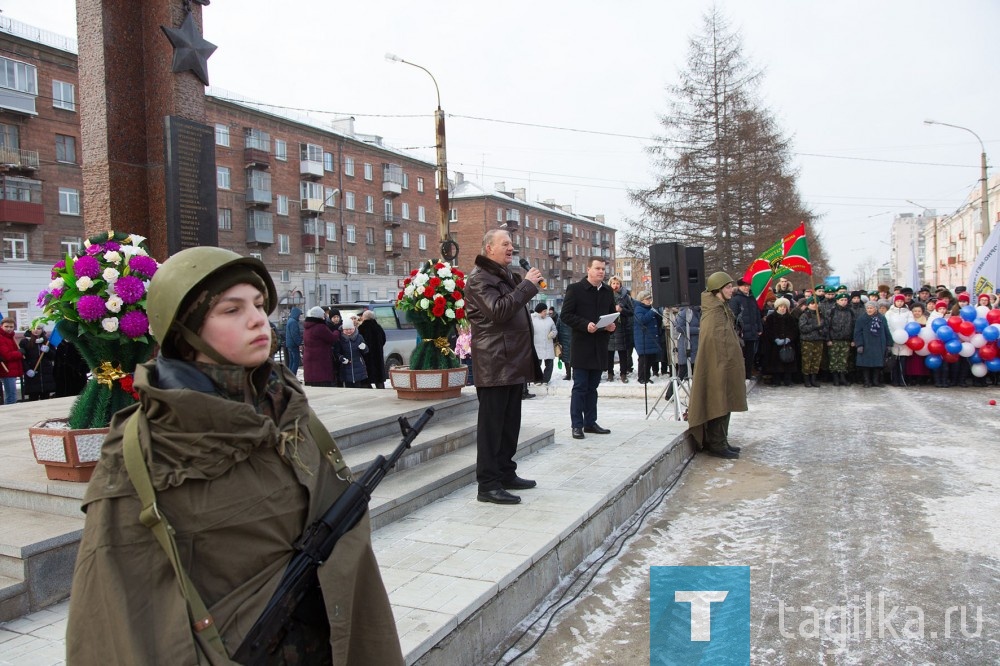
626, 7, 823, 277
852, 256, 880, 292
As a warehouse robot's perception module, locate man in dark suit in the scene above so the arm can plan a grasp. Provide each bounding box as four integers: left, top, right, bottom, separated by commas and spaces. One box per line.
560, 257, 616, 439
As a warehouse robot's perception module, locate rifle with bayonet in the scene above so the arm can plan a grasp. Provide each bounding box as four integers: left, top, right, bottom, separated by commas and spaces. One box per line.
232, 407, 435, 665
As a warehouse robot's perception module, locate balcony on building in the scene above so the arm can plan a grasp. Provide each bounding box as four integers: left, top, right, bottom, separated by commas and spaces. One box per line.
551, 268, 562, 279
384, 243, 401, 257
0, 176, 43, 225
383, 213, 400, 227
0, 147, 40, 172
546, 219, 561, 240
299, 143, 324, 179
382, 163, 403, 196
0, 55, 38, 116
562, 223, 574, 239
505, 209, 520, 229
245, 169, 272, 206
547, 245, 560, 258
562, 269, 574, 281
601, 233, 610, 249
244, 129, 271, 169
302, 219, 326, 252
246, 210, 273, 245
591, 232, 601, 248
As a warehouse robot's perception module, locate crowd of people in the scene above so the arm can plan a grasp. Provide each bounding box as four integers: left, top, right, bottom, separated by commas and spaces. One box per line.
286, 305, 388, 389
0, 317, 90, 405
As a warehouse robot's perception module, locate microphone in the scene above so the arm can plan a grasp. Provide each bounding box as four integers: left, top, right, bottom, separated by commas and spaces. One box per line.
518, 258, 547, 289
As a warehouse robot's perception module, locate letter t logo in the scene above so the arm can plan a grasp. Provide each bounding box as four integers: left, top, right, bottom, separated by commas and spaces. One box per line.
674, 590, 729, 641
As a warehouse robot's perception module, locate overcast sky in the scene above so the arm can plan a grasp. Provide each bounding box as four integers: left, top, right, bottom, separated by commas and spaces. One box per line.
5, 0, 997, 281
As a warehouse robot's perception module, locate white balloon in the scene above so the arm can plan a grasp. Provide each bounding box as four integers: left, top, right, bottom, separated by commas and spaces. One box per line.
959, 342, 975, 357
971, 362, 989, 378
915, 345, 931, 356
891, 329, 908, 345
919, 326, 937, 342
970, 333, 987, 349
958, 333, 971, 343
977, 305, 990, 318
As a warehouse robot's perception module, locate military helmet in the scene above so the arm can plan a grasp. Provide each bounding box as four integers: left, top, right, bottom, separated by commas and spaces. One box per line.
705, 271, 734, 292
147, 246, 277, 346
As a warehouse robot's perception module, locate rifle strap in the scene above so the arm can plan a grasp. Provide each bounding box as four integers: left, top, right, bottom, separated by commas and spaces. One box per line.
307, 408, 350, 480
122, 413, 235, 664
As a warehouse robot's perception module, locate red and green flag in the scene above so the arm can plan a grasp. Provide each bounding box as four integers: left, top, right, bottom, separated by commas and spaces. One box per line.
741, 222, 812, 308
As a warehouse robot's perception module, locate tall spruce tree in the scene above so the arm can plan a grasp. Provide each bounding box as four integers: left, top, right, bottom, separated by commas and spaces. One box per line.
627, 8, 827, 282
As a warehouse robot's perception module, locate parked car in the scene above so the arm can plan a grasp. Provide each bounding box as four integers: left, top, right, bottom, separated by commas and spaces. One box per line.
336, 301, 416, 370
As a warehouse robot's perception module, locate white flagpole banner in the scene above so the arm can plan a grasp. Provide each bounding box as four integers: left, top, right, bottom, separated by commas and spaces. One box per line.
968, 223, 1000, 296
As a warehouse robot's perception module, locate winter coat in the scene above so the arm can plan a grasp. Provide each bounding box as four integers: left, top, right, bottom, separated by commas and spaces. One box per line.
729, 290, 763, 341
465, 254, 539, 387
285, 307, 303, 349
825, 304, 856, 341
339, 329, 370, 385
687, 290, 747, 445
0, 327, 23, 378
608, 287, 634, 352
760, 311, 800, 374
674, 307, 701, 364
531, 312, 558, 360
798, 308, 826, 341
884, 305, 915, 357
53, 340, 89, 398
632, 301, 662, 356
358, 318, 388, 385
66, 357, 402, 665
556, 316, 573, 365
853, 312, 893, 368
303, 317, 340, 384
818, 297, 837, 320
19, 331, 55, 397
561, 277, 616, 371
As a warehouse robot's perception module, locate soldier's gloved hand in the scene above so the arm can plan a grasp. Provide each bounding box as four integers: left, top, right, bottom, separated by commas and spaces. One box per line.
857, 346, 864, 354
358, 343, 367, 351
40, 345, 50, 353
26, 369, 36, 378
341, 358, 349, 365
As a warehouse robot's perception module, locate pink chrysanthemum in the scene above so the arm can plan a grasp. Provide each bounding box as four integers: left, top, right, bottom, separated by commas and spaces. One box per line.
104, 241, 121, 252
51, 260, 66, 279
85, 243, 103, 256
74, 255, 101, 279
120, 310, 149, 338
36, 290, 49, 307
76, 295, 107, 321
127, 255, 158, 279
114, 275, 145, 304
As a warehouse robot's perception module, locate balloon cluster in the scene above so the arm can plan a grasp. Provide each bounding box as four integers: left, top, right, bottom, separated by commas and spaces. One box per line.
899, 307, 1000, 377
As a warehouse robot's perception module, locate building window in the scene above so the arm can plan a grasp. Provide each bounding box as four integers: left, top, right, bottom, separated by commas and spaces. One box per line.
55, 135, 77, 163
418, 206, 426, 222
0, 57, 37, 95
58, 187, 81, 215
417, 177, 424, 193
250, 252, 263, 261
348, 256, 358, 274
368, 258, 376, 275
346, 225, 356, 243
497, 208, 502, 222
384, 198, 393, 219
274, 139, 287, 161
2, 232, 27, 260
323, 151, 335, 172
300, 180, 323, 201
402, 260, 411, 275
278, 234, 290, 254
218, 208, 232, 230
60, 237, 82, 256
305, 254, 315, 274
418, 234, 426, 251
52, 80, 75, 111
344, 191, 355, 210
325, 187, 338, 208
344, 156, 354, 176
217, 166, 231, 189
385, 229, 393, 246
300, 143, 323, 162
328, 255, 338, 273
365, 195, 374, 214
325, 222, 337, 241
402, 173, 409, 190
402, 232, 410, 248
401, 202, 410, 219
386, 259, 395, 275
214, 123, 230, 146
364, 163, 373, 180
277, 194, 289, 216
365, 227, 375, 245
280, 270, 290, 283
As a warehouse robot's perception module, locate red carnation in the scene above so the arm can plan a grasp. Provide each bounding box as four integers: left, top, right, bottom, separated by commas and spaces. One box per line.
432, 301, 446, 317
434, 293, 445, 300
451, 291, 462, 301
410, 269, 419, 277
456, 279, 466, 289
428, 276, 441, 288
403, 277, 411, 285
453, 269, 465, 278
435, 262, 445, 270
397, 290, 405, 301
423, 286, 435, 298
455, 308, 466, 319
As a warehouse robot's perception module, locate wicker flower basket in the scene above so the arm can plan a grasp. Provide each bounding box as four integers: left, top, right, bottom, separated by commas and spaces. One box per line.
28, 419, 108, 482
389, 366, 468, 400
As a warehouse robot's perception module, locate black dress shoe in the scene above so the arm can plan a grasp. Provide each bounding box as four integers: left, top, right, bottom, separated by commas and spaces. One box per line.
571, 427, 585, 439
522, 391, 536, 399
477, 489, 521, 504
727, 445, 742, 453
583, 424, 611, 434
502, 476, 537, 490
705, 448, 739, 459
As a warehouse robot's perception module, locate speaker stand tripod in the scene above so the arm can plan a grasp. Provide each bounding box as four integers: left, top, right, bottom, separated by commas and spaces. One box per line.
646, 360, 692, 421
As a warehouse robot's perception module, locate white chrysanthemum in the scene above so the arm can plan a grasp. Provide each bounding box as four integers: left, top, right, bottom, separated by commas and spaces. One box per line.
76, 276, 94, 291
443, 279, 456, 292
454, 298, 465, 308
101, 317, 119, 333
437, 265, 453, 278
105, 295, 124, 313
103, 267, 120, 282
404, 284, 416, 297
418, 298, 430, 310
48, 277, 65, 291
412, 272, 429, 286
103, 250, 122, 265
445, 309, 456, 319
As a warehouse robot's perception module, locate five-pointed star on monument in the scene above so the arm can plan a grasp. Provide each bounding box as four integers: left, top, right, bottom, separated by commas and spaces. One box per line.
161, 12, 217, 86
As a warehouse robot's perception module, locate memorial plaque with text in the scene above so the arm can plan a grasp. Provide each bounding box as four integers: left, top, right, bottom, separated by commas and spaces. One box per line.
164, 115, 218, 253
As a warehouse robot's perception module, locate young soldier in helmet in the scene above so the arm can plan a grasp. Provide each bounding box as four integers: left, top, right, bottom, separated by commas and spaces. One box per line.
67, 247, 402, 665
686, 271, 748, 459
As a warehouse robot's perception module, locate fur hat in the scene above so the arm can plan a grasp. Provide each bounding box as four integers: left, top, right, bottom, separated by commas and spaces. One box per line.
306, 306, 325, 319
774, 297, 791, 311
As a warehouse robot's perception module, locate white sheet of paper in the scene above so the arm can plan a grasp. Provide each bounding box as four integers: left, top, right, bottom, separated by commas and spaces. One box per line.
596, 312, 620, 329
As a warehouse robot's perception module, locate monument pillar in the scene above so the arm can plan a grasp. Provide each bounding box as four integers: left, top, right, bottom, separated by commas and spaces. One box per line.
77, 0, 209, 261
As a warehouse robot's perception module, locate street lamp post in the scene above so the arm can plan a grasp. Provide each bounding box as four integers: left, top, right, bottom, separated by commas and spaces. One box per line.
924, 120, 991, 239
315, 188, 339, 308
386, 53, 457, 263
